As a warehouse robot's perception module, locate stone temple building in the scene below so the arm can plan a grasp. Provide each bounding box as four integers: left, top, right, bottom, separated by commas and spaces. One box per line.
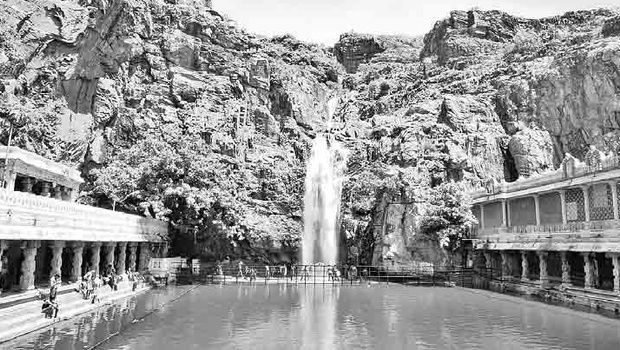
0, 146, 168, 294
469, 146, 620, 297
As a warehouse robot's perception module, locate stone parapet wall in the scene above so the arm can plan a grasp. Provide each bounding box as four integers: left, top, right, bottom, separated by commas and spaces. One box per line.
474, 219, 620, 252
0, 188, 167, 242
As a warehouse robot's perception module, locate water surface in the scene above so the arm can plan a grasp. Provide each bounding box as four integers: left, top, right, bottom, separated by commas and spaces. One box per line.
6, 284, 620, 349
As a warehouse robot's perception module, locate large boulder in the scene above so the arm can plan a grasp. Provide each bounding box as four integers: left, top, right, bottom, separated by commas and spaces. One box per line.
508, 128, 555, 178
602, 16, 620, 37
333, 33, 385, 73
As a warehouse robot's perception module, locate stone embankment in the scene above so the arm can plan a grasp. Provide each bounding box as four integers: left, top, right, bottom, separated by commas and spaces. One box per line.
0, 280, 149, 343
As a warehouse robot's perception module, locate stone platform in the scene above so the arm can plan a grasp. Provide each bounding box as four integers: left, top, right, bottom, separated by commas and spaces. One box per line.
0, 280, 150, 344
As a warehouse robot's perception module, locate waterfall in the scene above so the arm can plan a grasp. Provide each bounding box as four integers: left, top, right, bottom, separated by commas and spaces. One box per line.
302, 97, 347, 265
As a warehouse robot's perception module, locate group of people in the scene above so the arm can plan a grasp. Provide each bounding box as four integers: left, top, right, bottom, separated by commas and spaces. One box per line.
41, 264, 147, 319
76, 264, 121, 304
214, 260, 366, 282
41, 274, 61, 318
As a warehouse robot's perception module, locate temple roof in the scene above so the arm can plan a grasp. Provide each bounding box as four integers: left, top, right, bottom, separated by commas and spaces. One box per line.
0, 146, 83, 189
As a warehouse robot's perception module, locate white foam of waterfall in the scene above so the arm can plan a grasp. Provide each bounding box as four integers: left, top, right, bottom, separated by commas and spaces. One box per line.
302, 97, 347, 265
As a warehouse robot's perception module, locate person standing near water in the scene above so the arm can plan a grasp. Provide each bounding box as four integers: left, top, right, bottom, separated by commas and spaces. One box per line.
349, 265, 358, 281
237, 261, 245, 279
49, 274, 61, 299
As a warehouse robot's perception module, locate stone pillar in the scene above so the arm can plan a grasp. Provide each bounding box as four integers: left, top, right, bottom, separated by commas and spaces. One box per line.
5, 170, 16, 191
104, 243, 115, 272
116, 242, 127, 275
506, 200, 512, 227
581, 186, 590, 222
0, 240, 6, 295
128, 243, 138, 272
583, 252, 594, 289
483, 251, 492, 269
610, 182, 619, 220
521, 251, 529, 281
534, 195, 541, 226
39, 181, 51, 197
537, 251, 548, 287
61, 187, 72, 201
479, 204, 485, 229
609, 253, 620, 294
19, 241, 40, 291
559, 190, 567, 225
49, 241, 64, 279
500, 251, 510, 280
138, 243, 151, 271
20, 177, 34, 193
70, 242, 84, 282
90, 242, 102, 275
560, 251, 571, 288
161, 242, 169, 258
52, 185, 63, 200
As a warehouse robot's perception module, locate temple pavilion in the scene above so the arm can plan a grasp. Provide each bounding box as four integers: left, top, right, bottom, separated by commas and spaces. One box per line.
0, 146, 168, 294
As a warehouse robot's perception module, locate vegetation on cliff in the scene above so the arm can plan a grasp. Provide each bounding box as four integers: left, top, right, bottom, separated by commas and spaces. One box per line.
1, 1, 620, 265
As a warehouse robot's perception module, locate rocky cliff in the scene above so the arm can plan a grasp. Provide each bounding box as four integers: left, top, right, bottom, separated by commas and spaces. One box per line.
334, 8, 620, 267
0, 0, 341, 261
1, 2, 619, 265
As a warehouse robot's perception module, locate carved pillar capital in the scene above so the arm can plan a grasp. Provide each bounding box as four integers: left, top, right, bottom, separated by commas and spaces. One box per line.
20, 240, 40, 250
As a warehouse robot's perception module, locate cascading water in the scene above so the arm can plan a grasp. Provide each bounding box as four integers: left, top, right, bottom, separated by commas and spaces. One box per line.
302, 97, 347, 265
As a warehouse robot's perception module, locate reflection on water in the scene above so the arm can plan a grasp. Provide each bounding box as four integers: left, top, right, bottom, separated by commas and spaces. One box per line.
299, 286, 338, 350
6, 284, 620, 350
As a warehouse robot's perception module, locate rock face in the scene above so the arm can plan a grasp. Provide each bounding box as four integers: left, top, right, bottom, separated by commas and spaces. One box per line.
333, 33, 422, 73
0, 0, 341, 261
2, 3, 620, 265
602, 16, 620, 37
335, 8, 620, 266
334, 33, 385, 73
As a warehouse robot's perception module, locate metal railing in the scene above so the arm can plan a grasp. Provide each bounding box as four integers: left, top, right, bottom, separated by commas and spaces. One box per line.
174, 264, 474, 287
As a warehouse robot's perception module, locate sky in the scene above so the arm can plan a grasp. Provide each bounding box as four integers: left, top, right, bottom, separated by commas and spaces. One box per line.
215, 0, 619, 45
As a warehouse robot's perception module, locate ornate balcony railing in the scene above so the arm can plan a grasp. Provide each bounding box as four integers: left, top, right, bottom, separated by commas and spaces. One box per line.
0, 188, 167, 242
470, 219, 620, 244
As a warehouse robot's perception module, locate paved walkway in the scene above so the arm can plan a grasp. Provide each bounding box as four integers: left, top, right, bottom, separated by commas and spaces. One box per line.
0, 280, 148, 343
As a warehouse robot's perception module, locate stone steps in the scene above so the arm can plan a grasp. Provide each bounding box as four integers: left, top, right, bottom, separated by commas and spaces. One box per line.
0, 281, 148, 343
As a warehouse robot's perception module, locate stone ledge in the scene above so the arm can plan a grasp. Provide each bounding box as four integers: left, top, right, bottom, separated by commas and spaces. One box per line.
0, 283, 150, 344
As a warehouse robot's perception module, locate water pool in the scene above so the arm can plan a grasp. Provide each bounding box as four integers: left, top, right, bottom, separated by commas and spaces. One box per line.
6, 284, 620, 349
